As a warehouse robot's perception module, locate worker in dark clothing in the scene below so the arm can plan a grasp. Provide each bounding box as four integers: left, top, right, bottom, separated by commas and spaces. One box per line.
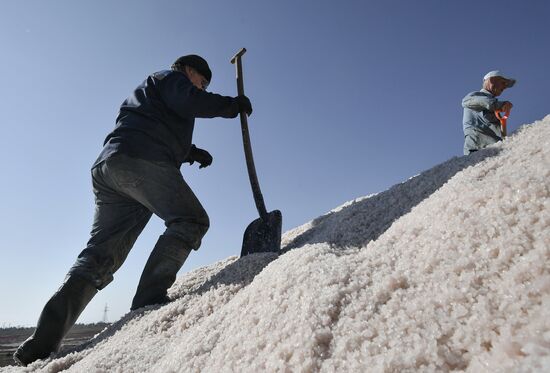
462, 70, 515, 155
14, 54, 252, 366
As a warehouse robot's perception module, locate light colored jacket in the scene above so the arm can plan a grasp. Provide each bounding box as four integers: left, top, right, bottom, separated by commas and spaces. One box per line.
462, 88, 506, 140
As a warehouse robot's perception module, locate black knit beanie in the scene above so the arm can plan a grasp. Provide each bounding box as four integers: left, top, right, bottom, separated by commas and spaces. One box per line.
171, 55, 212, 82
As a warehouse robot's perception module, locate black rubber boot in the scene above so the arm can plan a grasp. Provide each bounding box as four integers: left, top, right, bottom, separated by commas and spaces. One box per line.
131, 234, 191, 310
13, 275, 98, 366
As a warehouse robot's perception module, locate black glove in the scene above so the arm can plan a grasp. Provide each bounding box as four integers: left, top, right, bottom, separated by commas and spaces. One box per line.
186, 145, 213, 169
236, 95, 253, 116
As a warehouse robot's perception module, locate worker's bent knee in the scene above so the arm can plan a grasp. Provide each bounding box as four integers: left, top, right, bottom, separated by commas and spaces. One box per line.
165, 211, 210, 251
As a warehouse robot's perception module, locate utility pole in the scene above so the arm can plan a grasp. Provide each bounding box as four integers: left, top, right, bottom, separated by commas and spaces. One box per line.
102, 304, 109, 323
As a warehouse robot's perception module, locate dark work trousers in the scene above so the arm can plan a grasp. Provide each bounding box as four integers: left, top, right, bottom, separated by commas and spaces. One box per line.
68, 155, 210, 290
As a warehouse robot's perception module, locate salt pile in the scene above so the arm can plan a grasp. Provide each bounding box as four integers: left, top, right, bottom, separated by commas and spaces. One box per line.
3, 116, 549, 372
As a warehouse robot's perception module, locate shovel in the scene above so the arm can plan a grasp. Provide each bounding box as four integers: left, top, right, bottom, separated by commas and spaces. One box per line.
495, 108, 511, 137
231, 48, 282, 257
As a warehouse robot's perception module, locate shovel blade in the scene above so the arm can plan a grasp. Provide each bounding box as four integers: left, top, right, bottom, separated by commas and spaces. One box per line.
241, 210, 282, 257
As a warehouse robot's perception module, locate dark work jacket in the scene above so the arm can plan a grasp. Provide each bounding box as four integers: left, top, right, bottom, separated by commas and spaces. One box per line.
93, 70, 239, 168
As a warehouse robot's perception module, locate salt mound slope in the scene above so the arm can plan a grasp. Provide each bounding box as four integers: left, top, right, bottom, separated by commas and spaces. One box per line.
4, 116, 549, 373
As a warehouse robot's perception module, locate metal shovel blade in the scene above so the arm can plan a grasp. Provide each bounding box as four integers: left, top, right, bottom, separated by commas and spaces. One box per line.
241, 210, 282, 256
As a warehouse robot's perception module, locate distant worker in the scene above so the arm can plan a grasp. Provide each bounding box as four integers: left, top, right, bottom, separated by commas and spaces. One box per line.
14, 55, 252, 366
462, 70, 516, 155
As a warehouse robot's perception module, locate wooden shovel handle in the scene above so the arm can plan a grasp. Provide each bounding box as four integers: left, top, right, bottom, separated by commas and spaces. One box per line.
231, 48, 268, 219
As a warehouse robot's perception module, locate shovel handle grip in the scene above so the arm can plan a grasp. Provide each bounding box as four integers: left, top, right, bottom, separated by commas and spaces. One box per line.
494, 108, 510, 138
231, 48, 247, 96
231, 48, 268, 219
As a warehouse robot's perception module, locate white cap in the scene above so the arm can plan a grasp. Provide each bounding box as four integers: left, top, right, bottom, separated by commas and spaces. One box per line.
483, 70, 516, 87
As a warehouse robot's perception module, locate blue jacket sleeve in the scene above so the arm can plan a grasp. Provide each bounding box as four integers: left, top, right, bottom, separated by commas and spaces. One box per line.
159, 72, 240, 119
462, 91, 504, 111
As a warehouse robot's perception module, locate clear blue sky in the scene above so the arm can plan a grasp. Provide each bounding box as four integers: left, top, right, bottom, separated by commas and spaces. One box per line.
1, 0, 548, 326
